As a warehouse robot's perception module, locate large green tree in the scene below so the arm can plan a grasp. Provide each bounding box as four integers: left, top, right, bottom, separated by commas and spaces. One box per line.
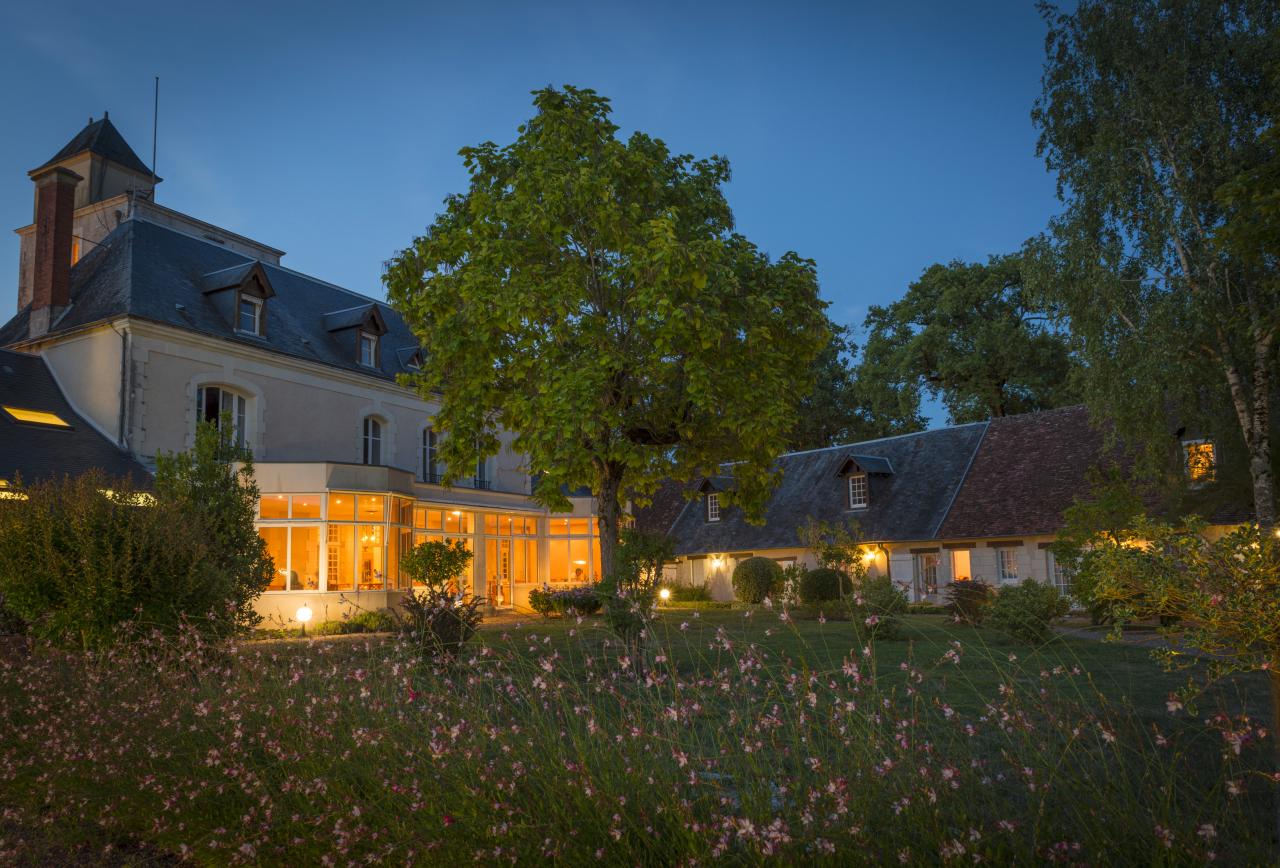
384, 87, 829, 576
860, 254, 1077, 424
1031, 0, 1280, 527
787, 321, 924, 451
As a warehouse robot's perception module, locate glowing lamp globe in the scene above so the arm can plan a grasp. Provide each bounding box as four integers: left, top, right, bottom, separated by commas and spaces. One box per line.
296, 606, 313, 624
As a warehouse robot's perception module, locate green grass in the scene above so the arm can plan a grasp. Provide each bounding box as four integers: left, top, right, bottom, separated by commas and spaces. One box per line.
0, 611, 1273, 864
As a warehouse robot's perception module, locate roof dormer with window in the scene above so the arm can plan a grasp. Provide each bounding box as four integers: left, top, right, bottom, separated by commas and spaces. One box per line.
324, 303, 388, 370
201, 261, 275, 338
835, 453, 894, 511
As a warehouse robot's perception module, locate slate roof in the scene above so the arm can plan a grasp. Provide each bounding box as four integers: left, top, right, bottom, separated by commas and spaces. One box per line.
0, 348, 150, 486
0, 217, 424, 382
936, 405, 1106, 539
35, 115, 156, 178
655, 423, 988, 556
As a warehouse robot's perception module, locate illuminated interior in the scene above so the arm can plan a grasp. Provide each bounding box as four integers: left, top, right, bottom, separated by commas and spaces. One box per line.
3, 406, 70, 427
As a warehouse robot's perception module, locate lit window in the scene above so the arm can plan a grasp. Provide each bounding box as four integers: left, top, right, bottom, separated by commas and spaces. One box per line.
196, 386, 246, 447
71, 239, 81, 264
848, 473, 868, 509
3, 406, 70, 427
359, 332, 379, 367
706, 492, 720, 522
1184, 440, 1215, 485
363, 417, 382, 465
1047, 551, 1071, 597
238, 296, 263, 335
997, 548, 1019, 583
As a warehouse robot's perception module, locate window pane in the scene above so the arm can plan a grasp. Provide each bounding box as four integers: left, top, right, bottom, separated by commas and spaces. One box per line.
549, 539, 569, 583
397, 529, 413, 589
951, 550, 971, 581
394, 497, 413, 525
327, 524, 355, 591
238, 298, 258, 333
569, 539, 590, 583
260, 526, 288, 591
358, 525, 385, 590
328, 493, 355, 522
292, 494, 322, 520
484, 514, 498, 535
357, 495, 385, 522
568, 518, 590, 535
513, 538, 529, 584
386, 527, 399, 588
259, 493, 288, 519
426, 509, 442, 531
290, 526, 320, 590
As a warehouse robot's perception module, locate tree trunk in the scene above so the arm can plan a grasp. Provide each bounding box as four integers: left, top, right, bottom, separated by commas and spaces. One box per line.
1220, 351, 1276, 530
596, 469, 623, 582
1271, 669, 1280, 848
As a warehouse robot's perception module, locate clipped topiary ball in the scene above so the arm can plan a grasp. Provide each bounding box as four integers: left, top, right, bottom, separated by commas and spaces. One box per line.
798, 567, 852, 603
731, 556, 782, 604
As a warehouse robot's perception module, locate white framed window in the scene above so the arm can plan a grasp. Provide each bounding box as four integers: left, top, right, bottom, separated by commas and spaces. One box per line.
359, 331, 379, 367
848, 473, 868, 509
951, 549, 971, 581
237, 295, 263, 335
997, 548, 1019, 583
1183, 439, 1215, 485
362, 417, 382, 465
1047, 551, 1071, 597
706, 492, 721, 522
196, 385, 247, 448
422, 428, 438, 482
913, 552, 939, 597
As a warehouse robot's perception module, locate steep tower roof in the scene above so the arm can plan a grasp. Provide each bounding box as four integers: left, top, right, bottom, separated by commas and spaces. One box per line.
34, 113, 156, 179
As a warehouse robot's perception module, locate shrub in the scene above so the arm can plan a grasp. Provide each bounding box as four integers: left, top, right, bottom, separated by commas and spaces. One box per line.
654, 600, 734, 610
549, 586, 603, 616
395, 539, 482, 663
0, 420, 273, 650
945, 580, 994, 625
988, 580, 1070, 644
0, 592, 25, 637
779, 563, 807, 604
731, 556, 781, 604
906, 601, 949, 615
350, 609, 397, 633
852, 576, 907, 640
797, 566, 851, 603
660, 583, 712, 603
528, 587, 555, 617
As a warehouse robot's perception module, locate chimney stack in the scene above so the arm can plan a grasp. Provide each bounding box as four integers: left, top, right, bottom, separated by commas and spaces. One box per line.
27, 165, 82, 338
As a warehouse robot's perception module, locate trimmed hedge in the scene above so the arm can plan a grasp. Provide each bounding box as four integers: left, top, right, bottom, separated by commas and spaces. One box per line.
732, 557, 782, 604
797, 567, 852, 603
659, 583, 712, 603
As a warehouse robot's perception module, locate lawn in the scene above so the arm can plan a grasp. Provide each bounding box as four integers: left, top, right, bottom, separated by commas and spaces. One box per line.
0, 610, 1274, 865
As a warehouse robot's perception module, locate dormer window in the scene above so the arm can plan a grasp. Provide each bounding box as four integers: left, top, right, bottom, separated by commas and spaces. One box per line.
1184, 440, 1215, 485
848, 473, 869, 509
706, 492, 721, 522
238, 296, 262, 335
360, 332, 379, 368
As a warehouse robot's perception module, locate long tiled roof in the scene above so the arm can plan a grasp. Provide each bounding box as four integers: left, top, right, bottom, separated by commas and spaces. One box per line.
0, 217, 423, 382
0, 348, 150, 485
651, 423, 988, 555
36, 115, 156, 177
936, 405, 1105, 539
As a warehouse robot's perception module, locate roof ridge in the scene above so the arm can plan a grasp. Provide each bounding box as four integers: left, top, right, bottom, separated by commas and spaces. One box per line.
929, 420, 990, 538
777, 421, 988, 459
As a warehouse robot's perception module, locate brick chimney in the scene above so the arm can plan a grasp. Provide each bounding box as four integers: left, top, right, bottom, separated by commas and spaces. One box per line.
27, 165, 83, 338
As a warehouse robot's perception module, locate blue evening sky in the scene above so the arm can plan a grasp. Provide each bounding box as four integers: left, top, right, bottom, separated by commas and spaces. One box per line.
0, 1, 1063, 423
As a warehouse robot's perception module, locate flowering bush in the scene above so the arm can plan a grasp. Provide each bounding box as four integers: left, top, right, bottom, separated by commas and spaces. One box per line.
731, 556, 781, 604
530, 585, 603, 616
988, 580, 1070, 644
0, 613, 1270, 864
528, 586, 556, 617
396, 539, 481, 663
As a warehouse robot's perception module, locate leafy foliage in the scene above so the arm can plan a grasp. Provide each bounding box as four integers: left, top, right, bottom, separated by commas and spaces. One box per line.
860, 254, 1077, 424
795, 518, 869, 581
988, 580, 1070, 645
797, 566, 851, 604
1029, 0, 1280, 526
528, 586, 603, 617
944, 580, 994, 625
384, 86, 830, 579
0, 422, 272, 649
851, 576, 908, 640
731, 556, 781, 604
400, 538, 473, 593
397, 540, 482, 663
658, 583, 712, 603
788, 321, 925, 450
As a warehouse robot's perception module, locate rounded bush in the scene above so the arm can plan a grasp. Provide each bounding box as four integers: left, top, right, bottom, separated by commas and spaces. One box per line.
945, 579, 994, 625
988, 579, 1070, 644
797, 567, 852, 603
731, 556, 782, 604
